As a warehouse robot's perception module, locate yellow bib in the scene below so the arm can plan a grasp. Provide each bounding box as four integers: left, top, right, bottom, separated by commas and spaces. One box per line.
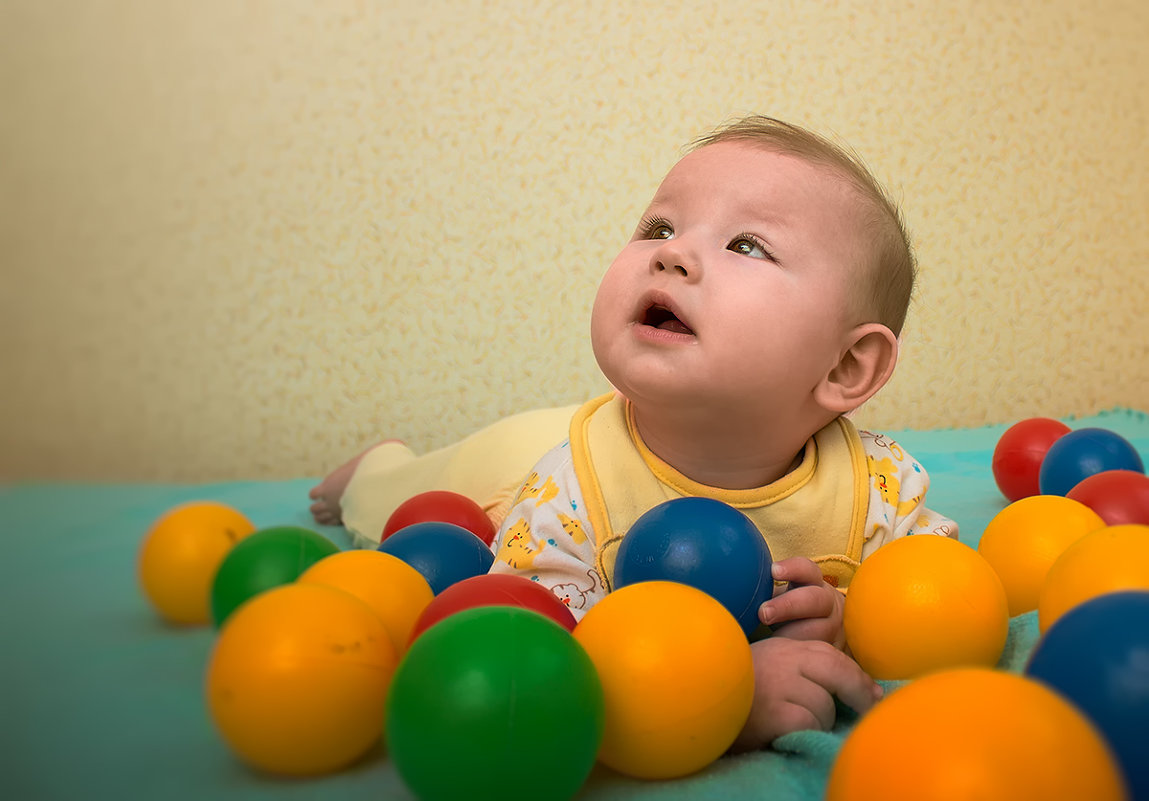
569, 394, 869, 592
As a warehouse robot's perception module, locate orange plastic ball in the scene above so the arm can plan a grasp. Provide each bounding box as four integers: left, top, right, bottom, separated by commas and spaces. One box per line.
826, 668, 1128, 801
1038, 523, 1149, 633
206, 583, 399, 776
572, 581, 753, 780
137, 501, 256, 624
298, 549, 434, 655
843, 535, 1009, 680
977, 495, 1105, 616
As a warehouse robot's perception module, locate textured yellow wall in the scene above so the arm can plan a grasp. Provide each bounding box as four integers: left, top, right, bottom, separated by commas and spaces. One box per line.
2, 0, 1146, 481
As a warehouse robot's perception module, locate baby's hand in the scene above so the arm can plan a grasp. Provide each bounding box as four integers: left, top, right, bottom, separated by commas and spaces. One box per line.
731, 638, 882, 752
758, 557, 846, 649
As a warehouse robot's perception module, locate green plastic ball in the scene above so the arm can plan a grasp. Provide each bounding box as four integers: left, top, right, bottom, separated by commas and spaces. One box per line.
210, 526, 340, 627
385, 606, 604, 801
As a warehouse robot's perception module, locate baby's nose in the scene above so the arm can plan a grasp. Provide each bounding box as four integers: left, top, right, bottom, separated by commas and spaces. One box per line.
649, 239, 701, 280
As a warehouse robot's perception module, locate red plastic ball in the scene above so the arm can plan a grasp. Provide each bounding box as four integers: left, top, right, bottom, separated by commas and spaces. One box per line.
1066, 470, 1149, 526
992, 418, 1072, 502
409, 573, 577, 644
382, 490, 496, 545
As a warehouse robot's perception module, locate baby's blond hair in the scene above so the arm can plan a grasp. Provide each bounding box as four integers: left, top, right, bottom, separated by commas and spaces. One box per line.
690, 115, 916, 336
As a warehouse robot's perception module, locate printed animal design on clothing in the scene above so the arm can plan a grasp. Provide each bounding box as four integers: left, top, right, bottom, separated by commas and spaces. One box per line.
496, 518, 546, 569
862, 431, 905, 461
557, 513, 588, 545
868, 456, 923, 517
515, 472, 560, 507
551, 569, 601, 610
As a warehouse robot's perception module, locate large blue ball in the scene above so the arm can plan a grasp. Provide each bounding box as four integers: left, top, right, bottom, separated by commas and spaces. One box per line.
378, 521, 495, 595
613, 497, 773, 637
1026, 591, 1149, 800
1038, 428, 1144, 496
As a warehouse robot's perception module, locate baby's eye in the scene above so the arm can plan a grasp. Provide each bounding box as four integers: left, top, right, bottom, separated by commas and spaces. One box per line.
638, 216, 674, 240
729, 236, 774, 261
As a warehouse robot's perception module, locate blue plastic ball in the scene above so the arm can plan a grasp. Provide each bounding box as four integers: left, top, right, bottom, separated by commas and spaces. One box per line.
378, 521, 495, 595
613, 497, 773, 637
1026, 591, 1149, 800
1038, 428, 1145, 496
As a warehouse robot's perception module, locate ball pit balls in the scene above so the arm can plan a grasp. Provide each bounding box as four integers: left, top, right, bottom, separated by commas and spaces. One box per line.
137, 501, 256, 624
408, 572, 576, 644
297, 549, 434, 655
1067, 469, 1149, 526
843, 535, 1009, 680
992, 417, 1072, 502
206, 583, 398, 776
976, 495, 1105, 616
1038, 523, 1149, 633
210, 526, 340, 627
573, 581, 754, 780
1027, 591, 1149, 801
1038, 427, 1144, 497
613, 497, 773, 637
825, 668, 1128, 801
386, 606, 603, 801
377, 521, 494, 595
382, 489, 496, 546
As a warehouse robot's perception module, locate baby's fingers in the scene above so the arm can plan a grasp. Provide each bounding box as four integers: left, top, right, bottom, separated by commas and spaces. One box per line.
801, 644, 883, 715
761, 584, 836, 627
770, 557, 825, 589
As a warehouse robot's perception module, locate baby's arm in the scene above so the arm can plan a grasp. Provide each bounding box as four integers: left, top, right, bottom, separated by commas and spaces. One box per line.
732, 638, 882, 751
487, 442, 606, 618
860, 432, 960, 558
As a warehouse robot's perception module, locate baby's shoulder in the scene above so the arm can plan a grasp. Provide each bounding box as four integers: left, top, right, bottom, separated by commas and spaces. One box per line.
857, 429, 930, 487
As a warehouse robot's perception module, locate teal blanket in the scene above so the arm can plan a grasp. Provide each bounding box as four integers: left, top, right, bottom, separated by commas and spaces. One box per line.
4, 409, 1148, 800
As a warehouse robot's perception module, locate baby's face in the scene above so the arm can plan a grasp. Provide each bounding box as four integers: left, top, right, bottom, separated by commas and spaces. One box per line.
590, 141, 871, 417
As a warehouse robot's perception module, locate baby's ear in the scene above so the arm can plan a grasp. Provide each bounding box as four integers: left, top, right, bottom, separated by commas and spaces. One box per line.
814, 324, 899, 414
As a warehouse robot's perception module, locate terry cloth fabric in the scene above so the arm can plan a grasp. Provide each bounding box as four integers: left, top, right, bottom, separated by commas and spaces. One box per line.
2, 408, 1147, 800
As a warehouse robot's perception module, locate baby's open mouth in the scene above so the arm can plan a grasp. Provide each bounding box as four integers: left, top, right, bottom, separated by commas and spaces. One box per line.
641, 304, 695, 336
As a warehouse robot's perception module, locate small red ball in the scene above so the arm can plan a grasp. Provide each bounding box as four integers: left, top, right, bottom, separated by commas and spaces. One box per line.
992, 418, 1072, 502
382, 490, 496, 545
1066, 470, 1149, 526
408, 573, 577, 644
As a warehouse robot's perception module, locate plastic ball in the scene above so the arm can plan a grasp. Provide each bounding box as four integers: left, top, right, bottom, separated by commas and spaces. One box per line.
1038, 427, 1144, 497
1066, 469, 1149, 526
137, 501, 256, 624
976, 495, 1105, 616
825, 668, 1128, 801
843, 535, 1009, 680
1026, 591, 1149, 801
377, 521, 494, 595
298, 549, 434, 655
1038, 523, 1149, 633
408, 573, 576, 644
613, 497, 773, 637
386, 606, 603, 801
206, 583, 399, 776
210, 526, 340, 627
992, 417, 1072, 502
573, 581, 754, 780
382, 489, 496, 545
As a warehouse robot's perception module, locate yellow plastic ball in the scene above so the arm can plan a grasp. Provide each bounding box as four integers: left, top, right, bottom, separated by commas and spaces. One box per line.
843, 535, 1009, 680
1038, 523, 1149, 633
977, 495, 1105, 616
572, 581, 753, 780
206, 582, 399, 776
826, 668, 1128, 801
137, 501, 256, 624
298, 549, 434, 654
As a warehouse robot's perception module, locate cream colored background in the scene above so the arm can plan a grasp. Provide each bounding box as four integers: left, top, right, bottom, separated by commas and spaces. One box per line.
2, 0, 1146, 482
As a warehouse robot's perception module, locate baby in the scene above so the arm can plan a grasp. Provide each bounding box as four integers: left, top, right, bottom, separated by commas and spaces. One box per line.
311, 115, 956, 750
